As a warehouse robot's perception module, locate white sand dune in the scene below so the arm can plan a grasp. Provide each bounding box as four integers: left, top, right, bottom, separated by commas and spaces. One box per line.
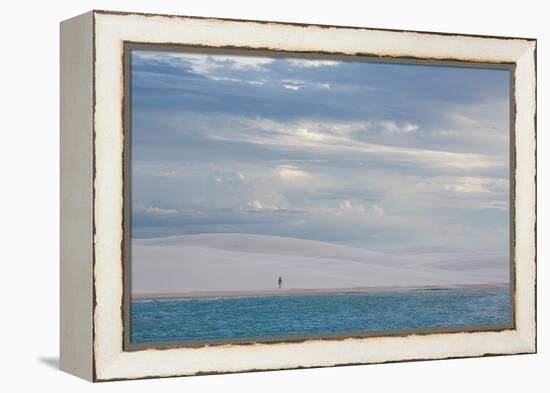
132, 234, 509, 295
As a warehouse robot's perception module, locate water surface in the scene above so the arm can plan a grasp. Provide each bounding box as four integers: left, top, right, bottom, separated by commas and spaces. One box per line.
130, 288, 510, 344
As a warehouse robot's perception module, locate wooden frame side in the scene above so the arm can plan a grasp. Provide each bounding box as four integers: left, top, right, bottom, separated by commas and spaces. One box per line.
60, 11, 94, 381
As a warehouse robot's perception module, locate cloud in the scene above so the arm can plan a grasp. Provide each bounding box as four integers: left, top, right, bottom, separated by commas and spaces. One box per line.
339, 199, 353, 209
379, 121, 419, 133
208, 76, 243, 83
447, 112, 479, 127
248, 200, 264, 209
132, 204, 304, 235
213, 55, 275, 70
134, 164, 179, 178
279, 78, 337, 92
294, 127, 331, 142
277, 159, 326, 164
339, 200, 384, 217
131, 52, 510, 252
417, 176, 508, 195
246, 200, 284, 211
372, 205, 384, 216
132, 51, 275, 84
200, 115, 502, 171
443, 183, 488, 194
134, 51, 275, 73
284, 84, 301, 91
476, 201, 508, 211
133, 52, 219, 76
134, 203, 178, 216
281, 79, 333, 91
288, 59, 340, 68
277, 165, 311, 180
210, 171, 246, 183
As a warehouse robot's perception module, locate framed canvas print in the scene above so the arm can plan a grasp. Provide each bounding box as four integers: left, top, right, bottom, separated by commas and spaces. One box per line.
60, 10, 537, 381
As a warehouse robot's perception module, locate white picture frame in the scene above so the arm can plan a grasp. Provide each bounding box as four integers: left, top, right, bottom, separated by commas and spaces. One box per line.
60, 10, 536, 381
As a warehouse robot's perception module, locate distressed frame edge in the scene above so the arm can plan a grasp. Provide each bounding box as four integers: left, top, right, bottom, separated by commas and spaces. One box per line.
92, 8, 538, 42
90, 11, 537, 381
511, 40, 537, 353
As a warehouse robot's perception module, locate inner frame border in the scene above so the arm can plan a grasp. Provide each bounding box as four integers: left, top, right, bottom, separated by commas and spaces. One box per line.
121, 42, 517, 352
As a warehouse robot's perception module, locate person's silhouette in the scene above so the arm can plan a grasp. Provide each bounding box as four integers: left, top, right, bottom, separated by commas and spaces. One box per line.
278, 276, 283, 289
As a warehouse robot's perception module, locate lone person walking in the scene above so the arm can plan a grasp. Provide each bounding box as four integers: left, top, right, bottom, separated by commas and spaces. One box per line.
278, 276, 283, 289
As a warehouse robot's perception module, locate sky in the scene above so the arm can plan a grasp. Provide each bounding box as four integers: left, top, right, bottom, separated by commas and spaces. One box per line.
130, 49, 511, 252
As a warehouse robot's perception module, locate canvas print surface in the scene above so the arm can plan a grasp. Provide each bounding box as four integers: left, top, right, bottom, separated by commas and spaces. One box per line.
128, 49, 512, 345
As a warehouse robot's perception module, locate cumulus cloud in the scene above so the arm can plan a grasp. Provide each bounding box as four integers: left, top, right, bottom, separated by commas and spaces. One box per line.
372, 205, 384, 216
284, 84, 301, 91
246, 200, 284, 211
339, 200, 353, 209
277, 165, 310, 180
339, 200, 384, 217
248, 200, 264, 209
